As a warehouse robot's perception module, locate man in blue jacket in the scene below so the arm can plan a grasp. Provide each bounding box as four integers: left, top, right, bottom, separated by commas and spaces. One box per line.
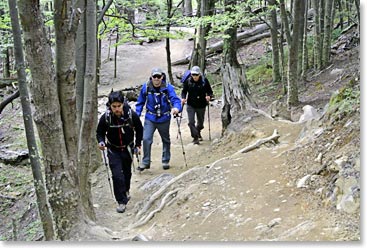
135, 68, 181, 171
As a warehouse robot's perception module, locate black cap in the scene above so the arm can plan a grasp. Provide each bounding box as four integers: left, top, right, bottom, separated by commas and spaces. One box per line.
108, 90, 124, 104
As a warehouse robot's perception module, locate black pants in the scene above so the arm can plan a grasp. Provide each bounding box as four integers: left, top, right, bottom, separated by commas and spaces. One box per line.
186, 105, 206, 139
107, 148, 132, 204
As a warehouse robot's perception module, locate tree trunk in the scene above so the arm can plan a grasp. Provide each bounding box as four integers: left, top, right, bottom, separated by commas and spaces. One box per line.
297, 0, 306, 77
18, 0, 85, 240
75, 0, 86, 130
312, 0, 322, 69
114, 30, 119, 78
279, 0, 291, 46
2, 48, 10, 78
8, 0, 55, 240
354, 0, 360, 28
302, 0, 309, 80
183, 0, 193, 16
268, 0, 281, 83
77, 0, 97, 221
287, 0, 303, 107
166, 0, 174, 83
321, 0, 335, 68
221, 0, 253, 135
279, 23, 287, 95
54, 0, 80, 166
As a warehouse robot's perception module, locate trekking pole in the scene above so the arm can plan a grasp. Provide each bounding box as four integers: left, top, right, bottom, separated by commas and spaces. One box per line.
127, 146, 135, 172
101, 150, 114, 197
207, 103, 211, 141
175, 114, 188, 168
177, 102, 185, 139
134, 147, 141, 168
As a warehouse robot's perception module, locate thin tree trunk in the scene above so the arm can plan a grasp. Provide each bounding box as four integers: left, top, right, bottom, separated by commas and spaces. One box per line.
166, 0, 174, 83
312, 0, 321, 69
322, 0, 335, 68
2, 48, 10, 78
302, 0, 309, 80
77, 0, 97, 221
75, 0, 86, 129
297, 0, 306, 78
268, 0, 281, 83
114, 29, 119, 78
8, 0, 55, 240
287, 0, 303, 106
183, 0, 193, 16
279, 0, 291, 45
279, 24, 287, 95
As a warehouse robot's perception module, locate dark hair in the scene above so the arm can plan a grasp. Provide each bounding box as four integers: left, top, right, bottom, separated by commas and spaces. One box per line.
108, 90, 124, 104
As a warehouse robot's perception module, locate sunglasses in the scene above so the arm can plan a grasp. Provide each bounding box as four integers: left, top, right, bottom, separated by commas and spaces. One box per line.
152, 74, 162, 79
191, 74, 199, 77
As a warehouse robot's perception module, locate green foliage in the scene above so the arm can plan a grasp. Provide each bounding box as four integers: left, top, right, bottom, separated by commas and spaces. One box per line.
332, 28, 343, 41
328, 79, 360, 116
246, 58, 273, 85
98, 0, 187, 46
25, 220, 42, 241
205, 73, 222, 98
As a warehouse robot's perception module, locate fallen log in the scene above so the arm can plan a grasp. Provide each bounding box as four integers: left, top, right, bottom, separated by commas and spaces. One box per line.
172, 23, 273, 65
0, 89, 20, 115
206, 23, 271, 54
0, 78, 18, 88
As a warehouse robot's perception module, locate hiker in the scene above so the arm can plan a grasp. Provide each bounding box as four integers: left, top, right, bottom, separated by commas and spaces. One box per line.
181, 66, 213, 144
96, 90, 143, 213
135, 68, 181, 171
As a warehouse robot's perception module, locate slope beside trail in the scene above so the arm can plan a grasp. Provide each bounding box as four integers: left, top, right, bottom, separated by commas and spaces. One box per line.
91, 38, 347, 241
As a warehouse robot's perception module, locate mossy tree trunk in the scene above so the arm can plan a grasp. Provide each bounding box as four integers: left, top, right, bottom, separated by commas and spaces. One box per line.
221, 0, 253, 135
17, 0, 94, 240
8, 0, 55, 240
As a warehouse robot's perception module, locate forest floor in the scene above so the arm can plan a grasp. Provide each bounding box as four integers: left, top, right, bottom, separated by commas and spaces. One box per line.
0, 27, 361, 243
91, 29, 361, 242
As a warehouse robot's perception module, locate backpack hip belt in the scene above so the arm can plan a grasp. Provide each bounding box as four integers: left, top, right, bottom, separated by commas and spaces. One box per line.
147, 110, 170, 116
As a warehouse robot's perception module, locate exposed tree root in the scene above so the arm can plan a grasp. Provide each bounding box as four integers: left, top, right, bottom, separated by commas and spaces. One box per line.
238, 129, 280, 153
132, 188, 180, 229
136, 167, 201, 219
207, 129, 280, 171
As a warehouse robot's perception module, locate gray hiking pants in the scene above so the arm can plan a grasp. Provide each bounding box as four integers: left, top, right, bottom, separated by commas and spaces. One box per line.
186, 105, 206, 139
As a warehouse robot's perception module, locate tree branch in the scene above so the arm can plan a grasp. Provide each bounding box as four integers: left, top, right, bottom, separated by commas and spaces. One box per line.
0, 89, 20, 115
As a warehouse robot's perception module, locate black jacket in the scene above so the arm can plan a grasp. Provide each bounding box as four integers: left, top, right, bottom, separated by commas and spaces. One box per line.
181, 76, 213, 108
96, 104, 143, 150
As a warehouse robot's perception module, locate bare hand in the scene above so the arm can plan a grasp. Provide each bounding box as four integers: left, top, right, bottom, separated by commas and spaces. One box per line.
172, 108, 179, 115
98, 142, 106, 150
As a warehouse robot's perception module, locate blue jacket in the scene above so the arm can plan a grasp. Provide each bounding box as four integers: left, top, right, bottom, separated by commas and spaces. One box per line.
136, 77, 182, 123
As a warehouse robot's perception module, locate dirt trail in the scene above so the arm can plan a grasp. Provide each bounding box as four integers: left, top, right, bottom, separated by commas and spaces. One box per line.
92, 38, 343, 241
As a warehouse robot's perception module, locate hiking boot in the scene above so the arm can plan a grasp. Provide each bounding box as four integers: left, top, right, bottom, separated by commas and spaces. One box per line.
126, 191, 131, 200
193, 138, 200, 145
198, 133, 203, 141
137, 163, 150, 171
116, 203, 126, 213
162, 162, 170, 170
